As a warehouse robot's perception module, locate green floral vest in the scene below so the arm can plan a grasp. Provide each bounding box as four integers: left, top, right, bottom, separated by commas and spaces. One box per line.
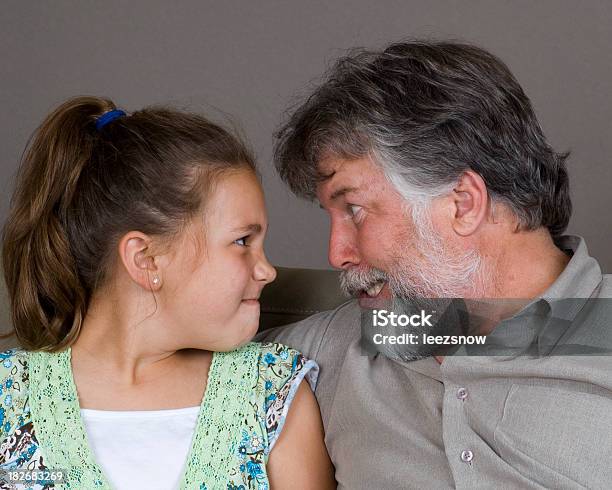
0, 342, 318, 489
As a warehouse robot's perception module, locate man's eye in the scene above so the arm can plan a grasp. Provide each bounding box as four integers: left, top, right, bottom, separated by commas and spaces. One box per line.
348, 204, 363, 221
234, 236, 248, 246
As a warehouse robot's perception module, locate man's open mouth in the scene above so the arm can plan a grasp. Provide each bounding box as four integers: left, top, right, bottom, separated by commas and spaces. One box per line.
361, 280, 387, 298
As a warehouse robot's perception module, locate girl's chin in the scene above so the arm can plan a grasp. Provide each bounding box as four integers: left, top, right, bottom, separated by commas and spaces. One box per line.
206, 307, 260, 351
237, 311, 261, 338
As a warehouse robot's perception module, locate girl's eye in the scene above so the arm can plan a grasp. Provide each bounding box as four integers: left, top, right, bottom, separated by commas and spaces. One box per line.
234, 236, 248, 246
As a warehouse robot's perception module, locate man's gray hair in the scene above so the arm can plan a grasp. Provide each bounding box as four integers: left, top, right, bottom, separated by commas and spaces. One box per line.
274, 40, 572, 236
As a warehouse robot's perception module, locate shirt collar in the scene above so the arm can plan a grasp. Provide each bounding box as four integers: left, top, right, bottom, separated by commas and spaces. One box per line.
542, 235, 603, 301
484, 235, 604, 356
518, 235, 603, 323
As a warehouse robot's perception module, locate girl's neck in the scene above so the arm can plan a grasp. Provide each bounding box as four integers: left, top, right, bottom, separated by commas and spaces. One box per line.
71, 336, 212, 410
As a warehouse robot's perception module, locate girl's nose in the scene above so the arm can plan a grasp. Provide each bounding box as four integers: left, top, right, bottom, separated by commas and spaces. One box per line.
254, 254, 277, 284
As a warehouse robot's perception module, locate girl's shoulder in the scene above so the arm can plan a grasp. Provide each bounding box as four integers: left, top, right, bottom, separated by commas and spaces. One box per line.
217, 341, 317, 375
222, 341, 319, 395
253, 341, 320, 453
213, 341, 319, 454
0, 347, 29, 381
0, 348, 32, 443
255, 341, 319, 391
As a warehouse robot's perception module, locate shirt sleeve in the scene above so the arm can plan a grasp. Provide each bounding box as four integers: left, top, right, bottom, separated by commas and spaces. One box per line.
257, 342, 319, 455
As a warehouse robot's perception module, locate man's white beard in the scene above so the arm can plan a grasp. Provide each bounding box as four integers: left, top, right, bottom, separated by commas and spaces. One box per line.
391, 209, 487, 299
340, 209, 488, 299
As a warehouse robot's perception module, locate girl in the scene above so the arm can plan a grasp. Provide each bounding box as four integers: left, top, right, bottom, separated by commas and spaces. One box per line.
0, 97, 335, 489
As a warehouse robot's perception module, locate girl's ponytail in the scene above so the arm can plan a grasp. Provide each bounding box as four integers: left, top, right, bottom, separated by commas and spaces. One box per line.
2, 97, 116, 351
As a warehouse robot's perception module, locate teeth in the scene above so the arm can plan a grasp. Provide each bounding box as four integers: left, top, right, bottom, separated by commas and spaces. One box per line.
366, 281, 385, 297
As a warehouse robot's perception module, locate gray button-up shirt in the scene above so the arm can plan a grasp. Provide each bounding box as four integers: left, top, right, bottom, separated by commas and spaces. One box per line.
257, 235, 612, 489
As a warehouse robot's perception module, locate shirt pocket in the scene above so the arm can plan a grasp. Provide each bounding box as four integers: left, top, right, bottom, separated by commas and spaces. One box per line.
493, 384, 612, 489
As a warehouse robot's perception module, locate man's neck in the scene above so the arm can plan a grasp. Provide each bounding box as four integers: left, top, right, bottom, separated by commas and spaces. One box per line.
434, 229, 571, 365
483, 228, 570, 299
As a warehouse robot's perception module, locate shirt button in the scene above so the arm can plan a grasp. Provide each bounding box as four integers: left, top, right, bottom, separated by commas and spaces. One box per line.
457, 387, 468, 400
461, 450, 474, 463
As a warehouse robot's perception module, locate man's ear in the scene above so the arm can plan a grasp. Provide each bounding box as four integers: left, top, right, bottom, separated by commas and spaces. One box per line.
118, 232, 162, 290
450, 170, 489, 236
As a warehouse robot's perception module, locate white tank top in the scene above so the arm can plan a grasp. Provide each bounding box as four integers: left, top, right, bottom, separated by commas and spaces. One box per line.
80, 405, 200, 490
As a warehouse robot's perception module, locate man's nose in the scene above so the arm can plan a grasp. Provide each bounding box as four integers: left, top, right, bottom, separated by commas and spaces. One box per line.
328, 222, 360, 270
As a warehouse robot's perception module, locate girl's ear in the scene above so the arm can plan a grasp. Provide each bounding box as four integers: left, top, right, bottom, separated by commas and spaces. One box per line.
118, 232, 162, 290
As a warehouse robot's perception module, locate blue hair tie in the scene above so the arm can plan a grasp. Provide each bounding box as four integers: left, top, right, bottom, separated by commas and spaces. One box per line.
95, 109, 126, 131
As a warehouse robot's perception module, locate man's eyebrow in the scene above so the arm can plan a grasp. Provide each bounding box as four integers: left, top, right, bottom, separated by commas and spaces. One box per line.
318, 186, 361, 209
329, 186, 360, 200
231, 224, 263, 234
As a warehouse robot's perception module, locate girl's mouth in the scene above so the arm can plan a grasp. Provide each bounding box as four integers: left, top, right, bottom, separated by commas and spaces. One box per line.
241, 298, 260, 306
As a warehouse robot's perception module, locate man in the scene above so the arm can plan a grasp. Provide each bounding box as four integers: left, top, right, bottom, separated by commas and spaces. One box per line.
257, 41, 612, 489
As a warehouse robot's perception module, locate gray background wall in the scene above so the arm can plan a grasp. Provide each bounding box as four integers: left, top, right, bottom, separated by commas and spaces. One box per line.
2, 0, 611, 273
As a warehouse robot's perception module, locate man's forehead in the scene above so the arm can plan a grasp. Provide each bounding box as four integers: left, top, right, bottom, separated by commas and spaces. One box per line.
316, 156, 376, 197
318, 155, 359, 175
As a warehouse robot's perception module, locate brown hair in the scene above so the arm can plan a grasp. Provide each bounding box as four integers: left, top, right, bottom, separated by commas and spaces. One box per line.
1, 96, 255, 352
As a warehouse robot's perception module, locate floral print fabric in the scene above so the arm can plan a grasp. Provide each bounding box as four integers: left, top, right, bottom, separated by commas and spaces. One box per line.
0, 342, 318, 489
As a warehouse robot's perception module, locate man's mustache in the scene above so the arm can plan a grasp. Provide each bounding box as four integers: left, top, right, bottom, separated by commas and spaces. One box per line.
339, 266, 389, 297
